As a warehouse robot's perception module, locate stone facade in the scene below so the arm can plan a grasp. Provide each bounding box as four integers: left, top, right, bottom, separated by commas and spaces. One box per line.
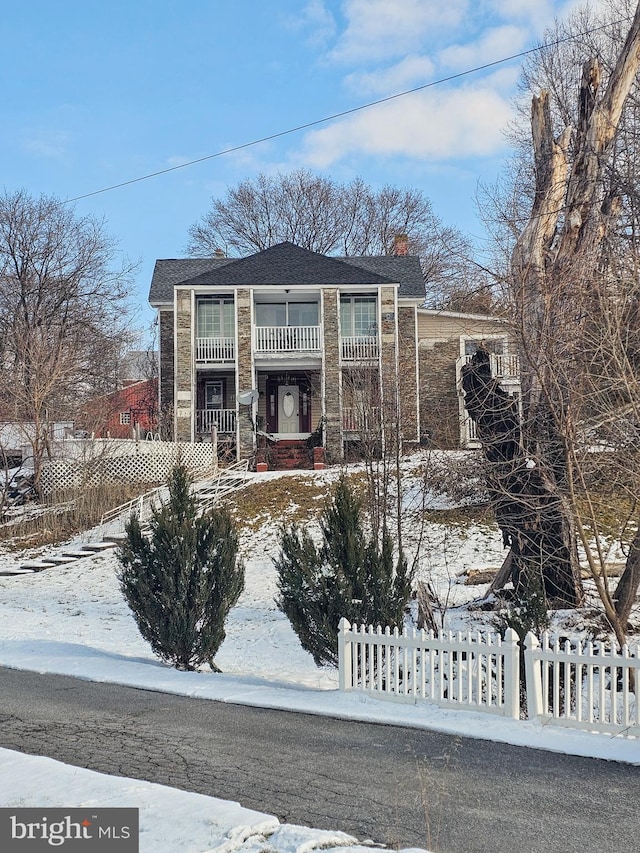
397, 305, 419, 444
235, 289, 254, 459
419, 339, 461, 448
379, 286, 399, 453
159, 310, 174, 419
175, 290, 194, 442
322, 289, 342, 462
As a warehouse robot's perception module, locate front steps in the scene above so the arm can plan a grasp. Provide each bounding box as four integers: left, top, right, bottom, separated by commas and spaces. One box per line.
265, 440, 312, 470
11, 541, 118, 575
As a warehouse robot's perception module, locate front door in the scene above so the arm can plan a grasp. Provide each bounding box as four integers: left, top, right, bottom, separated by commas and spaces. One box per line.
278, 385, 299, 433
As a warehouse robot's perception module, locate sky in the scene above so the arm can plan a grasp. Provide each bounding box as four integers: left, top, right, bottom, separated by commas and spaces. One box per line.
2, 0, 612, 333
0, 463, 638, 851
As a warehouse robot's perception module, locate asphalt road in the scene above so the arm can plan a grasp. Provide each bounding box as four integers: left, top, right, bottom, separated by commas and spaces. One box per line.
0, 667, 637, 853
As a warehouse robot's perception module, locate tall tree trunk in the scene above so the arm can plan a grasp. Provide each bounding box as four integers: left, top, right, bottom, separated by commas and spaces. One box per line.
614, 525, 640, 630
465, 3, 640, 608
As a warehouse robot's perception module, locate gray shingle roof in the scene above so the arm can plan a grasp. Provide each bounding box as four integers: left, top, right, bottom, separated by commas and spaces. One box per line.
149, 241, 424, 304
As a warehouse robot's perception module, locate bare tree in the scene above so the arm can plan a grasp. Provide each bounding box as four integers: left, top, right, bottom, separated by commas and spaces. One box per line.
0, 190, 135, 491
467, 2, 640, 642
187, 169, 486, 310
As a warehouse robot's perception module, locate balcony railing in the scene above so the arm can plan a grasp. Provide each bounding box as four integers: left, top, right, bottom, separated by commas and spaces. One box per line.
254, 325, 321, 354
460, 352, 520, 380
342, 407, 381, 433
196, 409, 237, 435
341, 336, 379, 362
196, 337, 235, 363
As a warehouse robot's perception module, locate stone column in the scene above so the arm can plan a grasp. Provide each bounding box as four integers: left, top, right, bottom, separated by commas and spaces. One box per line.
159, 309, 175, 438
175, 289, 194, 442
235, 289, 255, 460
379, 286, 399, 454
397, 305, 419, 446
322, 289, 342, 461
419, 339, 460, 448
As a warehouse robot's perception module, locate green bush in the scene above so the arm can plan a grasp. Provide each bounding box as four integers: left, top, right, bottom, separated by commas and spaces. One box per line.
117, 463, 244, 671
275, 476, 413, 666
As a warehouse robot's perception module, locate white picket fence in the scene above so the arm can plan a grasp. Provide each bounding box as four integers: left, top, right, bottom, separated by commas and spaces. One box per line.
525, 632, 640, 737
338, 619, 640, 737
338, 619, 521, 718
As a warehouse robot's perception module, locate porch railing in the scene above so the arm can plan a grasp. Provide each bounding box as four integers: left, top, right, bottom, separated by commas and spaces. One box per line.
254, 325, 321, 353
197, 409, 237, 435
459, 352, 520, 380
196, 337, 235, 363
341, 336, 379, 362
342, 407, 381, 433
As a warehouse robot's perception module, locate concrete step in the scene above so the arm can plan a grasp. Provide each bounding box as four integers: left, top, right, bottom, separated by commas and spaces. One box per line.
81, 541, 119, 552
2, 567, 41, 576
19, 561, 58, 571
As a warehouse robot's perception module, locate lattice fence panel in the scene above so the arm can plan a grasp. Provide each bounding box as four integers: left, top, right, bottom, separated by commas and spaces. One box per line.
41, 441, 216, 495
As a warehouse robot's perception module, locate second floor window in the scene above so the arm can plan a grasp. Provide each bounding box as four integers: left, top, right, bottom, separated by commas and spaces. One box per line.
197, 297, 234, 338
255, 301, 319, 327
340, 296, 377, 337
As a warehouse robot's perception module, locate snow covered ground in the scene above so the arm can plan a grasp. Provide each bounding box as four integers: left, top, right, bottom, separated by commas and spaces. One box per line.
0, 466, 638, 852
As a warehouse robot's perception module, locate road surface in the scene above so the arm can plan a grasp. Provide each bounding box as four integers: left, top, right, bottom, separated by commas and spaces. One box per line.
0, 667, 637, 852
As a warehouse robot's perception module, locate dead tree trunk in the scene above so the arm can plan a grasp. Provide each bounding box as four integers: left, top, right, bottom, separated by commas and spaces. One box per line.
465, 3, 640, 608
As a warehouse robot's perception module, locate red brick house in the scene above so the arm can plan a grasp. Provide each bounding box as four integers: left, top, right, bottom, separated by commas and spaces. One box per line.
79, 379, 158, 439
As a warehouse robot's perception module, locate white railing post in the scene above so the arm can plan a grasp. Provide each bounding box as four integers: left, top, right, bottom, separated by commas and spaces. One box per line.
524, 631, 544, 719
338, 617, 352, 691
502, 627, 521, 719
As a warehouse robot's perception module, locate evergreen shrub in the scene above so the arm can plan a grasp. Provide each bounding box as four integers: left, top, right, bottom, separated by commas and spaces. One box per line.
117, 463, 244, 671
274, 476, 413, 666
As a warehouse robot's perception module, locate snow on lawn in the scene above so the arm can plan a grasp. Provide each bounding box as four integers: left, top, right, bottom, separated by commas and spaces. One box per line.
0, 461, 638, 852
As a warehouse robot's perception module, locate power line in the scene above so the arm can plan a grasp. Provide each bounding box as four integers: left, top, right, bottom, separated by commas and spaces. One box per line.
65, 16, 632, 204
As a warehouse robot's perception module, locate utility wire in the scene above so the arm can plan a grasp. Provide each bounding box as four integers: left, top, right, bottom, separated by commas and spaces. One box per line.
66, 16, 632, 203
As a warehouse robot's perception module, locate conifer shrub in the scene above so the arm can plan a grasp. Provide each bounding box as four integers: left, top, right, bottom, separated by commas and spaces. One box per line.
274, 476, 413, 666
117, 463, 244, 671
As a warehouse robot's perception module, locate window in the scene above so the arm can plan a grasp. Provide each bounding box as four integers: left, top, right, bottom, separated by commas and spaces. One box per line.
197, 297, 234, 338
255, 301, 318, 327
340, 296, 377, 337
119, 412, 131, 425
205, 380, 224, 410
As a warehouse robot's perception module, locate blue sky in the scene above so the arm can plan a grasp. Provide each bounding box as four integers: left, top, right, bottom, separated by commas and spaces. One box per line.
2, 0, 600, 331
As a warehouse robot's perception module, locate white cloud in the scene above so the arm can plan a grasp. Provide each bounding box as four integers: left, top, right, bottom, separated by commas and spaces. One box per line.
344, 54, 436, 96
299, 83, 513, 167
439, 25, 530, 71
329, 0, 469, 64
284, 0, 337, 46
488, 0, 556, 24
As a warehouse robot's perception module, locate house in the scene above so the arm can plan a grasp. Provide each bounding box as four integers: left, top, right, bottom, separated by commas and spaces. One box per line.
77, 378, 158, 439
149, 240, 519, 468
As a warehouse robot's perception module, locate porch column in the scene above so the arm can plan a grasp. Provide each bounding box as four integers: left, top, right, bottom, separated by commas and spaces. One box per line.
379, 286, 399, 455
322, 288, 342, 461
159, 309, 175, 439
175, 289, 194, 442
236, 288, 255, 460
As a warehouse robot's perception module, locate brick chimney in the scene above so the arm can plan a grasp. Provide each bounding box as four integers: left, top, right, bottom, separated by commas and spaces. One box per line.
393, 233, 409, 255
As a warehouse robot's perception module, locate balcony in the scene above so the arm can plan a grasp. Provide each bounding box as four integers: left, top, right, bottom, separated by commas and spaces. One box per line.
196, 409, 237, 435
341, 336, 379, 362
196, 337, 235, 363
458, 352, 520, 382
255, 325, 321, 354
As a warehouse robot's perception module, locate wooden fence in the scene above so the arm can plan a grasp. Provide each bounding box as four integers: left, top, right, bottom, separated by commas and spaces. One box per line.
338, 619, 521, 718
525, 632, 640, 737
338, 620, 639, 737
